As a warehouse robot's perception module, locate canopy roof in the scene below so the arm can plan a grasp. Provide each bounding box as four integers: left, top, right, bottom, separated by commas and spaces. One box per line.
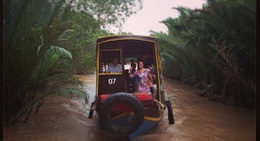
96, 35, 157, 45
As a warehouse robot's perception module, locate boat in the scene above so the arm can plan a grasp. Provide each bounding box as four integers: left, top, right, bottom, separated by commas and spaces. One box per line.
88, 35, 174, 140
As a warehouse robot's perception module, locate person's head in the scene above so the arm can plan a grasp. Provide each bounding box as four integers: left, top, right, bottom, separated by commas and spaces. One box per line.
112, 56, 119, 65
149, 64, 156, 75
138, 60, 144, 69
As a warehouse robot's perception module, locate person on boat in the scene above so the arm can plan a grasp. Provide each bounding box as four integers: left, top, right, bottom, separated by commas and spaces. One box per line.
129, 60, 152, 93
130, 59, 137, 74
127, 59, 138, 91
148, 64, 157, 97
107, 56, 122, 73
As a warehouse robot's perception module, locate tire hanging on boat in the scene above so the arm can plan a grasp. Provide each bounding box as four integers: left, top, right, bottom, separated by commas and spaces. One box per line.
165, 100, 175, 124
99, 92, 144, 135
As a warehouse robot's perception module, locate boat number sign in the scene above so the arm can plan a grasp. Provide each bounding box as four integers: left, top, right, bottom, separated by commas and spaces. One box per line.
108, 78, 116, 85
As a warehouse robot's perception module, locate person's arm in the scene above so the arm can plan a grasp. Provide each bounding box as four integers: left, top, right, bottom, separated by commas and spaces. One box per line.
118, 63, 122, 72
129, 66, 133, 77
145, 69, 153, 85
106, 64, 111, 72
129, 68, 138, 78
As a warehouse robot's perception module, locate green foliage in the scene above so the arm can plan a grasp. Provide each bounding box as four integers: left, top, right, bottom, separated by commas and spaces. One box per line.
4, 0, 81, 125
4, 21, 86, 125
59, 0, 143, 29
153, 0, 255, 108
52, 11, 108, 74
4, 0, 143, 126
29, 45, 73, 87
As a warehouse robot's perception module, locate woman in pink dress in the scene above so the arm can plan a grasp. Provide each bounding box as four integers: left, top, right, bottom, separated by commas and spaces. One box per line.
129, 60, 152, 93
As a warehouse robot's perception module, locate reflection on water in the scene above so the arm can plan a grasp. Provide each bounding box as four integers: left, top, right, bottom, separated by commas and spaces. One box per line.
3, 75, 256, 141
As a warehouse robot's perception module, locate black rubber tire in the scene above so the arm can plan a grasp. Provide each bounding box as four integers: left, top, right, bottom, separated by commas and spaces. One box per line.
99, 92, 144, 135
165, 100, 175, 124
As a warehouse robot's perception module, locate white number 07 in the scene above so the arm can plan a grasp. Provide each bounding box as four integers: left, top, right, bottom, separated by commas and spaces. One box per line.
108, 78, 116, 85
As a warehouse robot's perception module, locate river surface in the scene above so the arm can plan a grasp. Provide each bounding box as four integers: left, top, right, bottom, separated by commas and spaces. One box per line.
3, 75, 256, 141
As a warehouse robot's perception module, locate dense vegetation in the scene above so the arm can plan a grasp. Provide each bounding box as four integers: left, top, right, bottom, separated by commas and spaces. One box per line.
3, 0, 142, 126
4, 0, 255, 127
153, 0, 255, 109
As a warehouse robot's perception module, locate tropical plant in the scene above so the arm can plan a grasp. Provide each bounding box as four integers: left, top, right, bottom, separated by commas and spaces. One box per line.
3, 0, 86, 125
50, 0, 143, 74
53, 11, 107, 74
4, 0, 143, 126
153, 0, 255, 108
60, 0, 142, 29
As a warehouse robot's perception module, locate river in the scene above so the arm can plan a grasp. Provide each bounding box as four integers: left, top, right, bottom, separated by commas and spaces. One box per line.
3, 75, 256, 141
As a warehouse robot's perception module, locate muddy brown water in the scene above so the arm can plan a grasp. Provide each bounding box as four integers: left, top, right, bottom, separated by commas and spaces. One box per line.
3, 75, 256, 141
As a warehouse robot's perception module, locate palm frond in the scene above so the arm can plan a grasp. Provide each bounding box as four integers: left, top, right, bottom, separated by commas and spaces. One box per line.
55, 87, 88, 101
29, 46, 72, 87
14, 85, 88, 124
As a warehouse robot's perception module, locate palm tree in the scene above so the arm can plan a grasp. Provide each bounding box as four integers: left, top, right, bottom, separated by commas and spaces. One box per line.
4, 0, 145, 126
153, 0, 255, 108
3, 0, 87, 126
